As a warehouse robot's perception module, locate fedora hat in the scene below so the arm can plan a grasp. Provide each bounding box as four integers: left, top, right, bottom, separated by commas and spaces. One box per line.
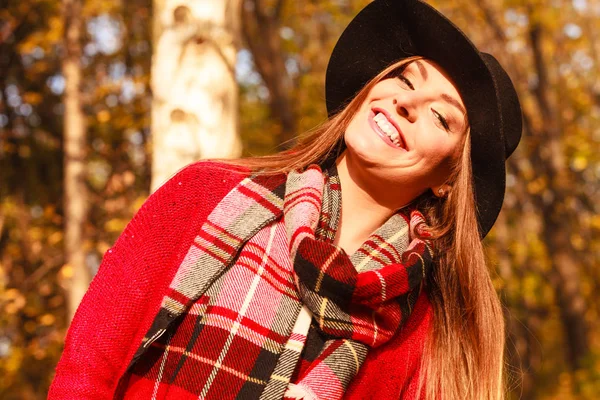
325, 0, 523, 238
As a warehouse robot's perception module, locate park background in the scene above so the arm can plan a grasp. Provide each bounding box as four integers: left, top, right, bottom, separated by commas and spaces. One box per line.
1, 0, 599, 398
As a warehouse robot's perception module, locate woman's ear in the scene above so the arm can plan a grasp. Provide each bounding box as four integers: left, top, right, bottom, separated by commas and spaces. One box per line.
432, 184, 452, 198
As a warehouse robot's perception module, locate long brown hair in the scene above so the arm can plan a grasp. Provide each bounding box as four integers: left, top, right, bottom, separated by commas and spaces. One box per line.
223, 57, 506, 399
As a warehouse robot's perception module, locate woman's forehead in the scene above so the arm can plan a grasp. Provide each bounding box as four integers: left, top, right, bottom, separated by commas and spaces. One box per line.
405, 60, 460, 89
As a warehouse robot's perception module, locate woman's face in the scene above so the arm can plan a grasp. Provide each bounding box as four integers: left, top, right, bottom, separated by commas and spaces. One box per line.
344, 59, 468, 196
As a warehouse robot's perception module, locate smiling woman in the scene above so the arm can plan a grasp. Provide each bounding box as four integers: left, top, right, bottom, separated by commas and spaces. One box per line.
49, 1, 522, 400
343, 59, 468, 217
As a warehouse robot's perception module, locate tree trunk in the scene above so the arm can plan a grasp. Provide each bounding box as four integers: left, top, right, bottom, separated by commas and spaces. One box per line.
475, 0, 590, 371
62, 0, 89, 321
151, 0, 243, 191
525, 12, 589, 369
242, 0, 297, 147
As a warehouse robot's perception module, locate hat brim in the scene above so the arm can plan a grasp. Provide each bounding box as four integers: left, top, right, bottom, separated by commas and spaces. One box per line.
326, 0, 507, 238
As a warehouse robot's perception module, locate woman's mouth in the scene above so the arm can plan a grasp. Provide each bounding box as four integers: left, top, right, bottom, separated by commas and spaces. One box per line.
368, 110, 407, 150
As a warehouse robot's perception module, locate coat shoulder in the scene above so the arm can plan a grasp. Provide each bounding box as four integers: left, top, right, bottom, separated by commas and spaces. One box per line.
168, 160, 250, 188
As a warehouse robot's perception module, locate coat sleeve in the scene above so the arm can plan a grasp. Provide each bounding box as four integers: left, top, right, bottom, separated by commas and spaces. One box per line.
48, 161, 244, 399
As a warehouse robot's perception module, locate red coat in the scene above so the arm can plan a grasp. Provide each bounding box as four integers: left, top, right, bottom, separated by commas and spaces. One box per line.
49, 161, 432, 399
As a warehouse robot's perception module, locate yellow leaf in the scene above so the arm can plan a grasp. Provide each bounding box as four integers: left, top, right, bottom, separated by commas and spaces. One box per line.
4, 346, 23, 374
29, 227, 43, 241
527, 176, 547, 195
44, 205, 57, 218
4, 290, 26, 312
123, 170, 135, 186
5, 304, 18, 314
48, 231, 63, 246
61, 264, 73, 279
572, 156, 588, 171
39, 314, 56, 326
3, 142, 16, 154
22, 92, 43, 105
97, 110, 111, 123
97, 241, 111, 255
105, 218, 127, 233
4, 288, 20, 300
570, 233, 584, 250
132, 196, 148, 212
39, 282, 52, 296
591, 215, 600, 231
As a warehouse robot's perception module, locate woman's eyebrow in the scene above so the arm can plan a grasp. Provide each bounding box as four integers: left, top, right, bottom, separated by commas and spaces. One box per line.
414, 60, 428, 80
442, 93, 467, 118
413, 60, 467, 119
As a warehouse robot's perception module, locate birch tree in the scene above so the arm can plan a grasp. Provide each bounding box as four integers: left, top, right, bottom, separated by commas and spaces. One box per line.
151, 0, 243, 190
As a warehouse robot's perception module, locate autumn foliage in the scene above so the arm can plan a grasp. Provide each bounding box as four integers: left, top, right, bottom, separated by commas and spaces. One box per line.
0, 0, 599, 398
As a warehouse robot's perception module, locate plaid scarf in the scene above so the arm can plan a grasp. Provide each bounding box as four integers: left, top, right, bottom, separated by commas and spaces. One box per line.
123, 165, 432, 400
283, 166, 432, 399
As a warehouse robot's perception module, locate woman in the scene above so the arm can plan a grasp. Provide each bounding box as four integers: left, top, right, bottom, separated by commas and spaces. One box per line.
49, 0, 522, 399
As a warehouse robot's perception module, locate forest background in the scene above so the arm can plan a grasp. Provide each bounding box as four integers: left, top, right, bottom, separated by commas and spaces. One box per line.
1, 0, 599, 398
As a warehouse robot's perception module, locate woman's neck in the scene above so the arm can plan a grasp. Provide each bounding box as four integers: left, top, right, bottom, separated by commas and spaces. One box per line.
333, 153, 408, 255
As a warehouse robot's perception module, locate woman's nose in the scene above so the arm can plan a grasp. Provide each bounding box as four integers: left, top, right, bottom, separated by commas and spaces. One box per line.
393, 98, 416, 123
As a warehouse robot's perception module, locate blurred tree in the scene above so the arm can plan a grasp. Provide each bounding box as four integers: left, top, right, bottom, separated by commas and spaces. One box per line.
61, 0, 89, 322
241, 0, 297, 146
239, 0, 371, 152
0, 0, 69, 396
440, 0, 600, 397
0, 0, 155, 396
0, 0, 599, 398
150, 0, 243, 190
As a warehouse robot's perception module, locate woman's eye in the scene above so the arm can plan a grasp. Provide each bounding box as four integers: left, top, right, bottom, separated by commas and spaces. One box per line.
432, 109, 450, 131
398, 74, 414, 90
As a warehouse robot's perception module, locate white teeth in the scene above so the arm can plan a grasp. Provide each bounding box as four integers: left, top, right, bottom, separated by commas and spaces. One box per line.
374, 113, 401, 147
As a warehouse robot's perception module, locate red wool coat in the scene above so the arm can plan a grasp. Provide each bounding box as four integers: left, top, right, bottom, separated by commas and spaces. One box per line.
48, 161, 433, 399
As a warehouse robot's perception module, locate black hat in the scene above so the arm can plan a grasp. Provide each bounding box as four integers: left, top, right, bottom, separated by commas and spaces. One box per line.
325, 0, 522, 238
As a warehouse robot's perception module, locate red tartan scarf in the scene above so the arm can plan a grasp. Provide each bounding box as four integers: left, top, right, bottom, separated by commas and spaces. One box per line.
122, 165, 433, 400
283, 166, 432, 399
